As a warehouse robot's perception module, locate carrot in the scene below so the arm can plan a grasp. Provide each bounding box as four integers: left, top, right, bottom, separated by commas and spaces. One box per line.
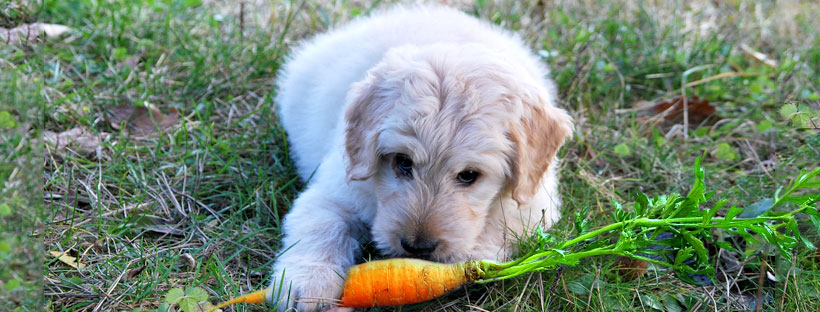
338, 258, 488, 307
205, 287, 269, 312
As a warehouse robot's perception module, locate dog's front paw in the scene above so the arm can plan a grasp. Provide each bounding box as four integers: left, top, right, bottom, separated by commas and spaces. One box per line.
268, 261, 346, 312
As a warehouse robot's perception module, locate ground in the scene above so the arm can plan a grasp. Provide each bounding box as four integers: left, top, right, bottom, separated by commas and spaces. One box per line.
7, 0, 820, 311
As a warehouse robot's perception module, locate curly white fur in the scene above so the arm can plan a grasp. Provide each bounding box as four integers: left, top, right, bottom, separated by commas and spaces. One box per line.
269, 6, 573, 311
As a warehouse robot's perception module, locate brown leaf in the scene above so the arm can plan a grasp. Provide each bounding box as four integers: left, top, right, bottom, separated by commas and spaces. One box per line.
108, 106, 135, 130
131, 107, 179, 136
611, 256, 648, 281
636, 95, 719, 127
80, 239, 104, 251
809, 249, 820, 264
47, 189, 91, 210
108, 104, 180, 137
44, 127, 108, 154
126, 265, 146, 280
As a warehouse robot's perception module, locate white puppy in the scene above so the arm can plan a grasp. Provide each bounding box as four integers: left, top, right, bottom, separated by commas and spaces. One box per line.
269, 6, 572, 311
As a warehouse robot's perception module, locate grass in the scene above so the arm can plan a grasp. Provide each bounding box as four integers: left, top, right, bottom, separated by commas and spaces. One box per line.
20, 0, 819, 311
1, 1, 44, 310
1, 0, 45, 309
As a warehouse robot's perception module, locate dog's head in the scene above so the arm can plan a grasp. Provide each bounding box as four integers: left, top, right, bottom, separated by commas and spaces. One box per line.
344, 44, 572, 262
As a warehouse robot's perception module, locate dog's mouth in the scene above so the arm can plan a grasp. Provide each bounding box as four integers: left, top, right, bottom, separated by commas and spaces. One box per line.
371, 215, 476, 263
385, 240, 471, 264
403, 253, 435, 261
394, 250, 451, 263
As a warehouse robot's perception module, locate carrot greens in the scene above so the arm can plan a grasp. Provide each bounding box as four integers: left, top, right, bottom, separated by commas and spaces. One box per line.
210, 158, 819, 309
476, 157, 820, 285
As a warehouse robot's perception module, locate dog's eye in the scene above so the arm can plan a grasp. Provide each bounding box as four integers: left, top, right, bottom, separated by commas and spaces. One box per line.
457, 170, 480, 185
394, 153, 413, 177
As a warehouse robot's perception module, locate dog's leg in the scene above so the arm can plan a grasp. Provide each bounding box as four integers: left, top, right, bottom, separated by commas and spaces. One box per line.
268, 186, 363, 311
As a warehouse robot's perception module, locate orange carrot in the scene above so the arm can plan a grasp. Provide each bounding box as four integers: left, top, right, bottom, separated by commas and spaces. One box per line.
205, 287, 269, 312
339, 258, 486, 307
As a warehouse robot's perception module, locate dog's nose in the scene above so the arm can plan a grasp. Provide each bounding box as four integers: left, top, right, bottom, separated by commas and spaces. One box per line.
400, 238, 439, 258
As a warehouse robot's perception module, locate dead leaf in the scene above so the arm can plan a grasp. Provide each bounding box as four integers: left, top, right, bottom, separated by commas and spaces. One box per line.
126, 265, 146, 280
47, 188, 92, 211
611, 256, 648, 281
181, 253, 196, 270
122, 54, 141, 69
766, 270, 777, 282
145, 226, 184, 236
195, 301, 219, 312
108, 106, 134, 130
0, 23, 72, 43
108, 104, 180, 137
80, 239, 104, 251
632, 95, 719, 127
39, 23, 72, 37
809, 249, 820, 264
577, 168, 623, 203
44, 127, 109, 154
716, 251, 742, 276
49, 250, 87, 269
131, 107, 179, 136
740, 44, 778, 69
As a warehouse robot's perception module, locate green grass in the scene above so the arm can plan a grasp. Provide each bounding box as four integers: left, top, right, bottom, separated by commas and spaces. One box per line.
0, 77, 43, 310
24, 0, 820, 311
1, 1, 45, 310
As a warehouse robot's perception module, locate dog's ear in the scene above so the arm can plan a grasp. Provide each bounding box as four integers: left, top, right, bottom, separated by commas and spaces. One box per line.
508, 95, 573, 204
344, 73, 389, 182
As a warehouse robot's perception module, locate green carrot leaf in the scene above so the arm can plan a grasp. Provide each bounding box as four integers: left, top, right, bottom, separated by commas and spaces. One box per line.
634, 192, 649, 216
686, 156, 706, 202
703, 199, 728, 225
681, 232, 708, 265
674, 247, 694, 266
809, 215, 820, 236
574, 205, 590, 237
611, 199, 631, 222
788, 219, 816, 250
722, 205, 744, 224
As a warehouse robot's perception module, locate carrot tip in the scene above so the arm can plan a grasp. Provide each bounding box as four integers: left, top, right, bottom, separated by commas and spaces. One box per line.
205, 287, 270, 312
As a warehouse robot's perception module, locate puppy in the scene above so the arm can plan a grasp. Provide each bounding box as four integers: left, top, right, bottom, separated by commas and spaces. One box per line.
269, 6, 573, 311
